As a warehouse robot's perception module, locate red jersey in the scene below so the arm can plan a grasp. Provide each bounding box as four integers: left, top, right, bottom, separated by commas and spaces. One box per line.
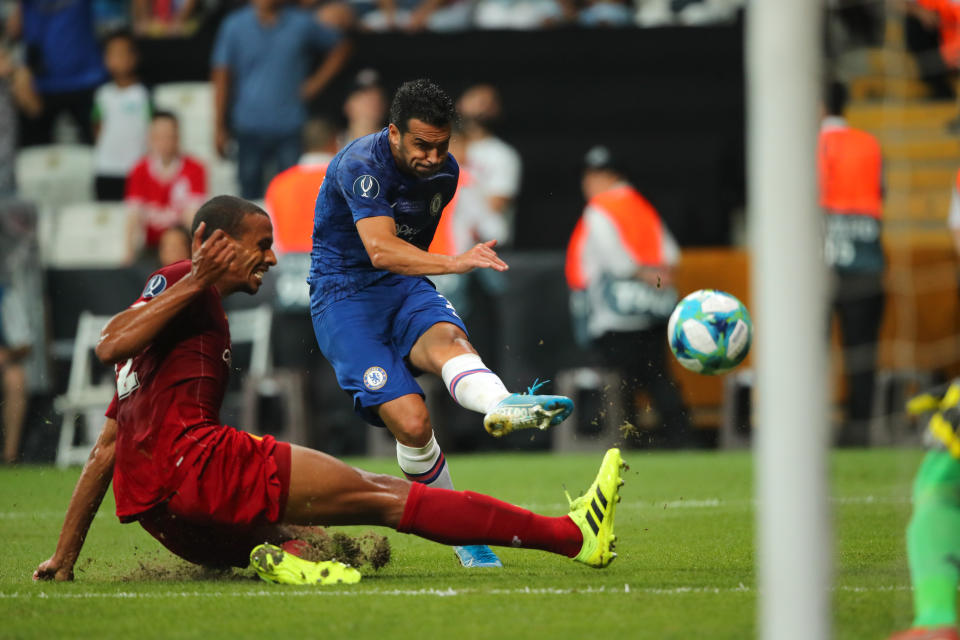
106, 260, 233, 521
125, 155, 207, 249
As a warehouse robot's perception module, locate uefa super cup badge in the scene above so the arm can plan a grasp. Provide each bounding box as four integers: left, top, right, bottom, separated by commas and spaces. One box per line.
363, 366, 387, 390
353, 175, 380, 199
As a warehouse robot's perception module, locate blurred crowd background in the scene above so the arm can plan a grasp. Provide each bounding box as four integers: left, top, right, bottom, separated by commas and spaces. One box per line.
1, 0, 955, 465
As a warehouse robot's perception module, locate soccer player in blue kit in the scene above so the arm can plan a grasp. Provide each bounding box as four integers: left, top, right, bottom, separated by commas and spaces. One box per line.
309, 79, 574, 568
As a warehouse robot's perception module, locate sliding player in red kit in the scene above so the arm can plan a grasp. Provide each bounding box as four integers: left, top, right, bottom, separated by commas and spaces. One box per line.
34, 195, 624, 585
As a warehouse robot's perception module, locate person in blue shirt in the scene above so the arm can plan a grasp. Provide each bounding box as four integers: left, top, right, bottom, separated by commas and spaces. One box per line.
8, 0, 108, 146
211, 0, 350, 199
310, 79, 574, 569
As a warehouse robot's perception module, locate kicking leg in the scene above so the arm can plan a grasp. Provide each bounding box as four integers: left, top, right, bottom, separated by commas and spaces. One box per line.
409, 322, 573, 437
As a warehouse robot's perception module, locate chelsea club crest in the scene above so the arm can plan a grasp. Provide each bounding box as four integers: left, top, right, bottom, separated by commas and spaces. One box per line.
363, 366, 388, 390
430, 193, 442, 216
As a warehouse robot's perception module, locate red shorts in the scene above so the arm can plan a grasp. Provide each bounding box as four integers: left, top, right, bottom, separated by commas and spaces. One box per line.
136, 428, 292, 568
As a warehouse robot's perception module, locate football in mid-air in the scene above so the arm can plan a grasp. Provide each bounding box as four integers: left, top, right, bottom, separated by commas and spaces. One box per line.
667, 289, 752, 375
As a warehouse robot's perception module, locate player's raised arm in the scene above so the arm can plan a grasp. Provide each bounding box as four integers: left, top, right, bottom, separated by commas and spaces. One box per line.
95, 222, 235, 364
356, 216, 508, 276
34, 418, 117, 582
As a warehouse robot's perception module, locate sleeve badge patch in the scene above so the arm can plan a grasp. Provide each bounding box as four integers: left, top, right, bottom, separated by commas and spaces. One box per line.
353, 175, 381, 199
142, 274, 168, 299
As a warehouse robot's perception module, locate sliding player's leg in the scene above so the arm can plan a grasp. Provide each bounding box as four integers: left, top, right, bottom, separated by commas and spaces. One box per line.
254, 445, 625, 584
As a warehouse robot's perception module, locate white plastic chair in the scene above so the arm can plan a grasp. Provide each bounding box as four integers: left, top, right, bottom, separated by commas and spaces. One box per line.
47, 202, 128, 268
153, 82, 216, 162
228, 305, 308, 445
54, 312, 115, 467
16, 145, 95, 211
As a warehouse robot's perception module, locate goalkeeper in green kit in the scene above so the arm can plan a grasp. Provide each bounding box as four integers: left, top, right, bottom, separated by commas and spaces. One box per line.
890, 381, 960, 640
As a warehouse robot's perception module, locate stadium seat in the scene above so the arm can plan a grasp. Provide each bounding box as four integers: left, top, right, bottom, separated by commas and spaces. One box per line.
227, 305, 308, 446
152, 82, 216, 162
47, 202, 128, 268
16, 144, 95, 210
551, 367, 624, 452
54, 312, 114, 467
209, 158, 239, 197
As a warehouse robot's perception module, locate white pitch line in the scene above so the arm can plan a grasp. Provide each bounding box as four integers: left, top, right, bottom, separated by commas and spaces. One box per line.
0, 584, 911, 601
0, 496, 910, 521
519, 495, 910, 512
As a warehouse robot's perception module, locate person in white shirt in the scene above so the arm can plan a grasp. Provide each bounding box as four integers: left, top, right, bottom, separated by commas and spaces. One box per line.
92, 30, 151, 202
457, 84, 522, 246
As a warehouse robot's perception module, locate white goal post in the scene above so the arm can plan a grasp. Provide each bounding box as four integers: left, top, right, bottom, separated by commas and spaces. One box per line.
748, 2, 831, 639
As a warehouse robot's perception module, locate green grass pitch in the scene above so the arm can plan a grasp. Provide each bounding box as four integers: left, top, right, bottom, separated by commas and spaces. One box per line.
0, 448, 926, 639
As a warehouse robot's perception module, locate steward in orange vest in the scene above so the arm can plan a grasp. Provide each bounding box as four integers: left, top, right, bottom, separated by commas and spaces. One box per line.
818, 86, 885, 275
565, 145, 690, 447
565, 147, 679, 344
264, 118, 341, 255
818, 82, 885, 448
263, 118, 338, 311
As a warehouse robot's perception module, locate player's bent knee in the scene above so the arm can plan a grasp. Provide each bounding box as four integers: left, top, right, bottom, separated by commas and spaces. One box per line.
390, 419, 433, 448
382, 402, 433, 447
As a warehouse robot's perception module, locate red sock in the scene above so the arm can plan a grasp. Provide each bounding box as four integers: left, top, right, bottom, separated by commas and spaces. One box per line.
397, 482, 583, 558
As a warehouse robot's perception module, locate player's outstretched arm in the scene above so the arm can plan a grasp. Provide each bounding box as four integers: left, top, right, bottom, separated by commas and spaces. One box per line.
356, 216, 508, 276
96, 223, 236, 365
34, 418, 117, 582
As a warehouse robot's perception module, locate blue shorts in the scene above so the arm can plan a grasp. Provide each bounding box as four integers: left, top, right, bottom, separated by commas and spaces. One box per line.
311, 274, 468, 427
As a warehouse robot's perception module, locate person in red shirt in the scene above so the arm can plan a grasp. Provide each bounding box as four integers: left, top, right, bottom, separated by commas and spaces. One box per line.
33, 195, 624, 584
125, 111, 207, 265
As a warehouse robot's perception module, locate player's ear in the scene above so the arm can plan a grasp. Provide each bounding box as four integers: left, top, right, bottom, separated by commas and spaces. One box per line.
388, 123, 401, 148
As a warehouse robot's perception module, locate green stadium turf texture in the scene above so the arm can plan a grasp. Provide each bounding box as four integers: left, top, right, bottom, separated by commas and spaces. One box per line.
0, 449, 926, 639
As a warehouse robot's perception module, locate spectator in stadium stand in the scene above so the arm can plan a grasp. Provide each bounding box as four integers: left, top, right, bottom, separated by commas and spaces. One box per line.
427, 124, 507, 318
564, 145, 691, 449
211, 0, 351, 200
0, 281, 31, 464
356, 0, 473, 31
577, 0, 634, 27
899, 0, 960, 130
33, 195, 623, 582
157, 225, 191, 266
264, 117, 340, 255
124, 111, 206, 265
0, 40, 41, 197
92, 30, 150, 202
132, 0, 200, 37
472, 0, 565, 29
818, 82, 886, 448
341, 68, 387, 147
456, 84, 521, 245
5, 0, 108, 145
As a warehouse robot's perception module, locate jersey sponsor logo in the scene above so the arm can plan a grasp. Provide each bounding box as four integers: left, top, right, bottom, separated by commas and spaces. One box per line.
363, 366, 388, 391
430, 193, 443, 216
142, 274, 167, 299
395, 223, 418, 240
116, 358, 140, 399
353, 175, 381, 199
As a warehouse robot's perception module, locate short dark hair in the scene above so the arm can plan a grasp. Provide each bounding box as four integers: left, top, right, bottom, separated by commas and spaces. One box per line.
825, 81, 848, 117
191, 195, 267, 242
152, 110, 178, 126
389, 79, 456, 133
101, 28, 137, 51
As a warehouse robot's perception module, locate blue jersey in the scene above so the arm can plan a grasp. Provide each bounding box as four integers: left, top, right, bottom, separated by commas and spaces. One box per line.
308, 128, 459, 314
